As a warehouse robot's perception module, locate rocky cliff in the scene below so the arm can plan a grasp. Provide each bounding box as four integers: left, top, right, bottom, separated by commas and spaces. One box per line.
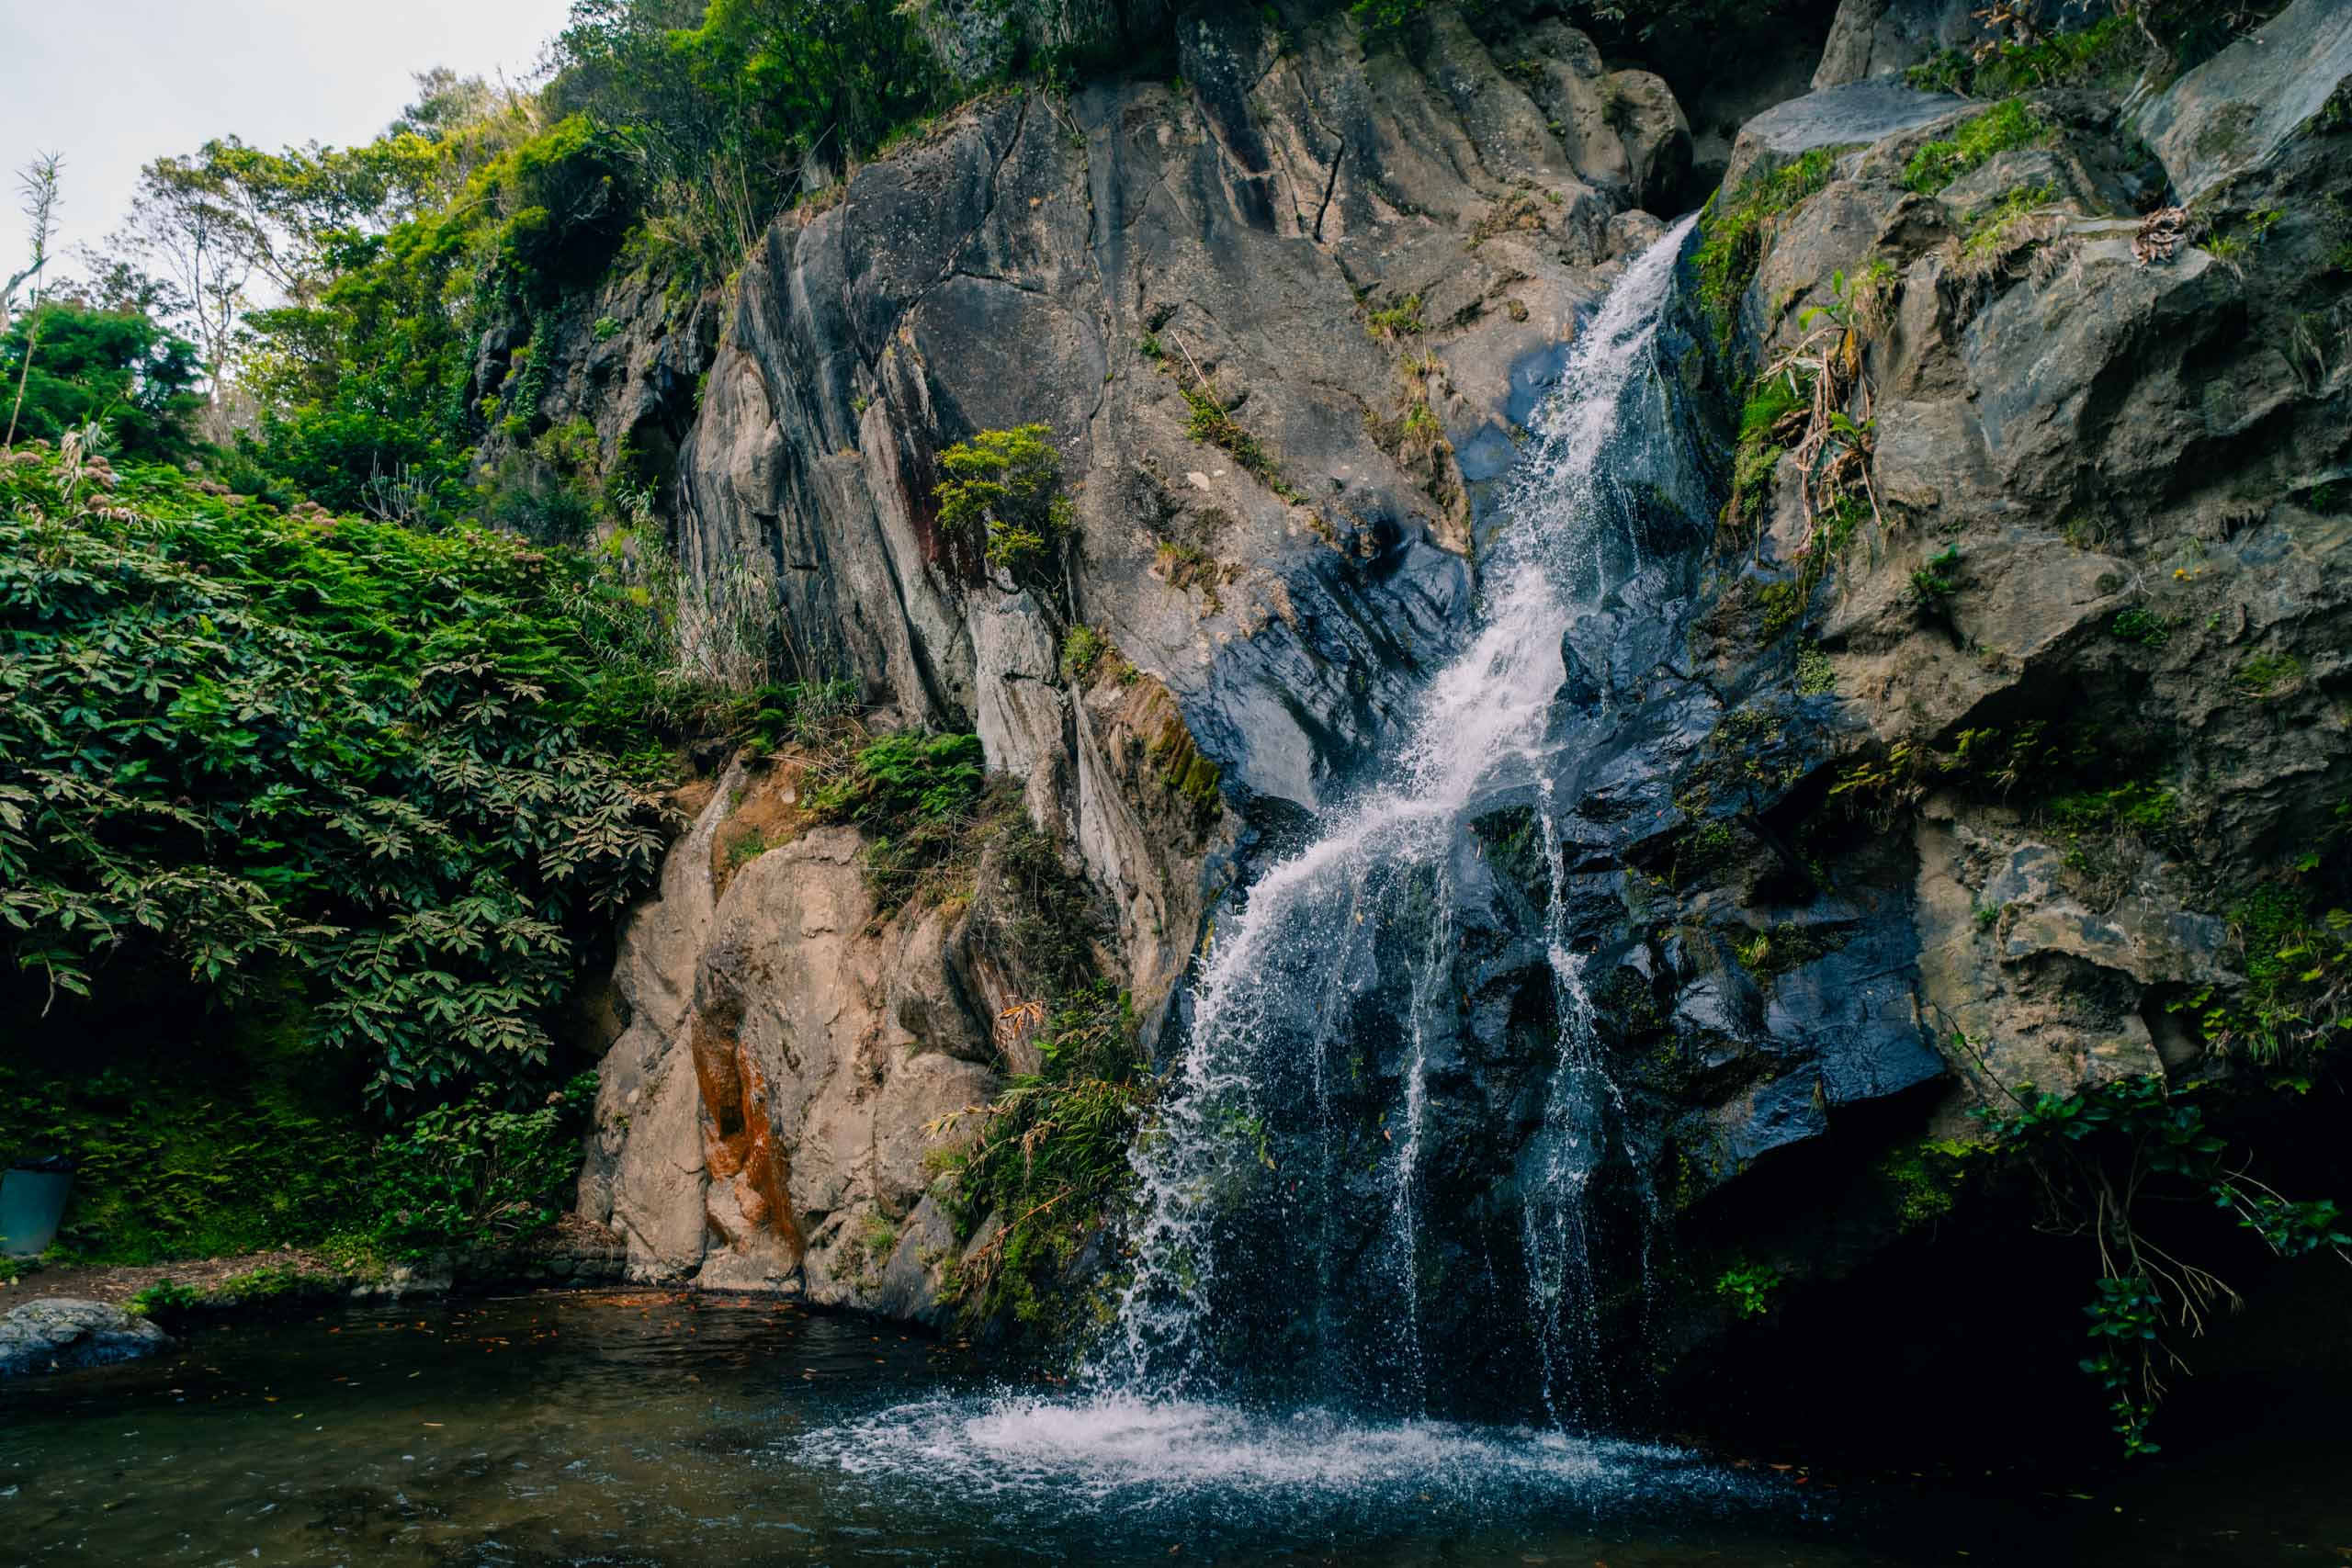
541, 0, 2349, 1404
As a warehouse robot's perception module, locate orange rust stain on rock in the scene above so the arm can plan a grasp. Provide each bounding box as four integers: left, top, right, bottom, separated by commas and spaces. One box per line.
689, 1001, 803, 1261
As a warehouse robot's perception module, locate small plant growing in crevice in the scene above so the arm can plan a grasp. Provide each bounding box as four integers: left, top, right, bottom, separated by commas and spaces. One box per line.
1058, 624, 1108, 685
2232, 650, 2303, 698
2109, 605, 2171, 647
1364, 293, 1427, 339
1910, 545, 1963, 607
1714, 1259, 1781, 1318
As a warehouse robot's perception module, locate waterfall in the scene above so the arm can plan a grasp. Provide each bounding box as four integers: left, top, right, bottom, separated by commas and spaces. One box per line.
1100, 215, 1704, 1417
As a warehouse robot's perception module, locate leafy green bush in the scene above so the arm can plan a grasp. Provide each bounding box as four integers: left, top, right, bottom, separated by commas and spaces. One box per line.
1980, 1075, 2351, 1455
1909, 545, 1963, 604
126, 1280, 203, 1319
1714, 1260, 1781, 1318
808, 730, 991, 911
1059, 625, 1107, 684
0, 302, 203, 460
811, 732, 985, 823
933, 424, 1075, 581
0, 448, 666, 1101
370, 1071, 601, 1258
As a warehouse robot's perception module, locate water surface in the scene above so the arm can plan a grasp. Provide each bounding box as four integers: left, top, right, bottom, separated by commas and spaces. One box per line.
5, 1292, 2346, 1566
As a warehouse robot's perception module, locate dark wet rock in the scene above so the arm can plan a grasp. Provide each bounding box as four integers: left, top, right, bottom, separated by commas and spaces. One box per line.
2133, 0, 2352, 203
0, 1299, 168, 1379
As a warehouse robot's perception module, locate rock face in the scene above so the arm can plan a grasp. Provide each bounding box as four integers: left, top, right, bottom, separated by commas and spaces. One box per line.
1632, 0, 2352, 1317
554, 0, 2351, 1399
578, 761, 997, 1314
564, 0, 1703, 1314
0, 1298, 168, 1378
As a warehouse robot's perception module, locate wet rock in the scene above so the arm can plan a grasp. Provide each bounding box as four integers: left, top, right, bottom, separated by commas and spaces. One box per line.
0, 1299, 168, 1378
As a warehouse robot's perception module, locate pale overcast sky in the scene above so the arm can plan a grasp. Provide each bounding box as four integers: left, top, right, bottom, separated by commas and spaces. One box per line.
2, 0, 577, 288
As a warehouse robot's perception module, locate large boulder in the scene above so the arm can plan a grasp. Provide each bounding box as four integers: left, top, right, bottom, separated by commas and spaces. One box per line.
2133, 0, 2352, 203
0, 1298, 169, 1379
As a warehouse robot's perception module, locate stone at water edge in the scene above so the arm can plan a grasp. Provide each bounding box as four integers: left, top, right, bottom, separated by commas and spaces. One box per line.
0, 1297, 171, 1379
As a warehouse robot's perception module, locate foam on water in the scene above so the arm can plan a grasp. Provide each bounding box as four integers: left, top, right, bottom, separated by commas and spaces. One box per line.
794, 1391, 1753, 1517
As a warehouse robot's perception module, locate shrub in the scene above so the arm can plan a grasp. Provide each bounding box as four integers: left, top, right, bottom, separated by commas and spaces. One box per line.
127, 1280, 203, 1318
1715, 1260, 1780, 1317
370, 1071, 601, 1259
0, 448, 667, 1102
934, 424, 1074, 581
1059, 625, 1107, 684
811, 732, 985, 824
1910, 545, 1963, 604
1364, 294, 1427, 339
2109, 606, 2172, 646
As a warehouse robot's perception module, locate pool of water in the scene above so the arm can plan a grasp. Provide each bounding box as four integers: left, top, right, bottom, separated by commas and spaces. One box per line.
4, 1291, 2346, 1566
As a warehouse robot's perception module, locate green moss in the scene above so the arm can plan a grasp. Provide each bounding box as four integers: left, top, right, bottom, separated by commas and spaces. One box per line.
1795, 642, 1837, 695
1903, 98, 2051, 196
1695, 147, 1846, 351
2233, 650, 2305, 698
1877, 1137, 1982, 1231
2109, 605, 2172, 647
1955, 181, 2059, 270
1756, 577, 1808, 641
1905, 16, 2140, 96
2047, 782, 2175, 834
1145, 708, 1226, 810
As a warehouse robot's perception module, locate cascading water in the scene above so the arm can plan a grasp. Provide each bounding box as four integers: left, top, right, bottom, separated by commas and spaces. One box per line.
1099, 213, 1702, 1419
800, 216, 1744, 1519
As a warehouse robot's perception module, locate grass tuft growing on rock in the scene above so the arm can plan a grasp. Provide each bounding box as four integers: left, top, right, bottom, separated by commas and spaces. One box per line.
1904, 98, 2051, 195
1695, 147, 1845, 351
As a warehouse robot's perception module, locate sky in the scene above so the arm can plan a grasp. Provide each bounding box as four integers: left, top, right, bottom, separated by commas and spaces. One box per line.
1, 0, 577, 288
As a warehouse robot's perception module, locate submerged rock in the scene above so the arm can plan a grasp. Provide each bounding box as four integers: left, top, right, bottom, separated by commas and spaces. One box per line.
0, 1299, 168, 1379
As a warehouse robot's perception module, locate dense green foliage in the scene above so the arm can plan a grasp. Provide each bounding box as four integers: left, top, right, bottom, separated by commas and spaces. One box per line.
0, 303, 201, 459
0, 1039, 597, 1269
0, 445, 666, 1101
1979, 1075, 2350, 1456
933, 424, 1076, 585
808, 729, 993, 910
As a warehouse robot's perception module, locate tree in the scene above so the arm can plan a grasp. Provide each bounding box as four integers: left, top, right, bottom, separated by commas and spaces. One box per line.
6, 152, 63, 446
0, 300, 204, 459
108, 157, 252, 421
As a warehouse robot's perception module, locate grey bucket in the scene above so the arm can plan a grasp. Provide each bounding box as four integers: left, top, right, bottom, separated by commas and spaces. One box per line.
1, 1161, 74, 1258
